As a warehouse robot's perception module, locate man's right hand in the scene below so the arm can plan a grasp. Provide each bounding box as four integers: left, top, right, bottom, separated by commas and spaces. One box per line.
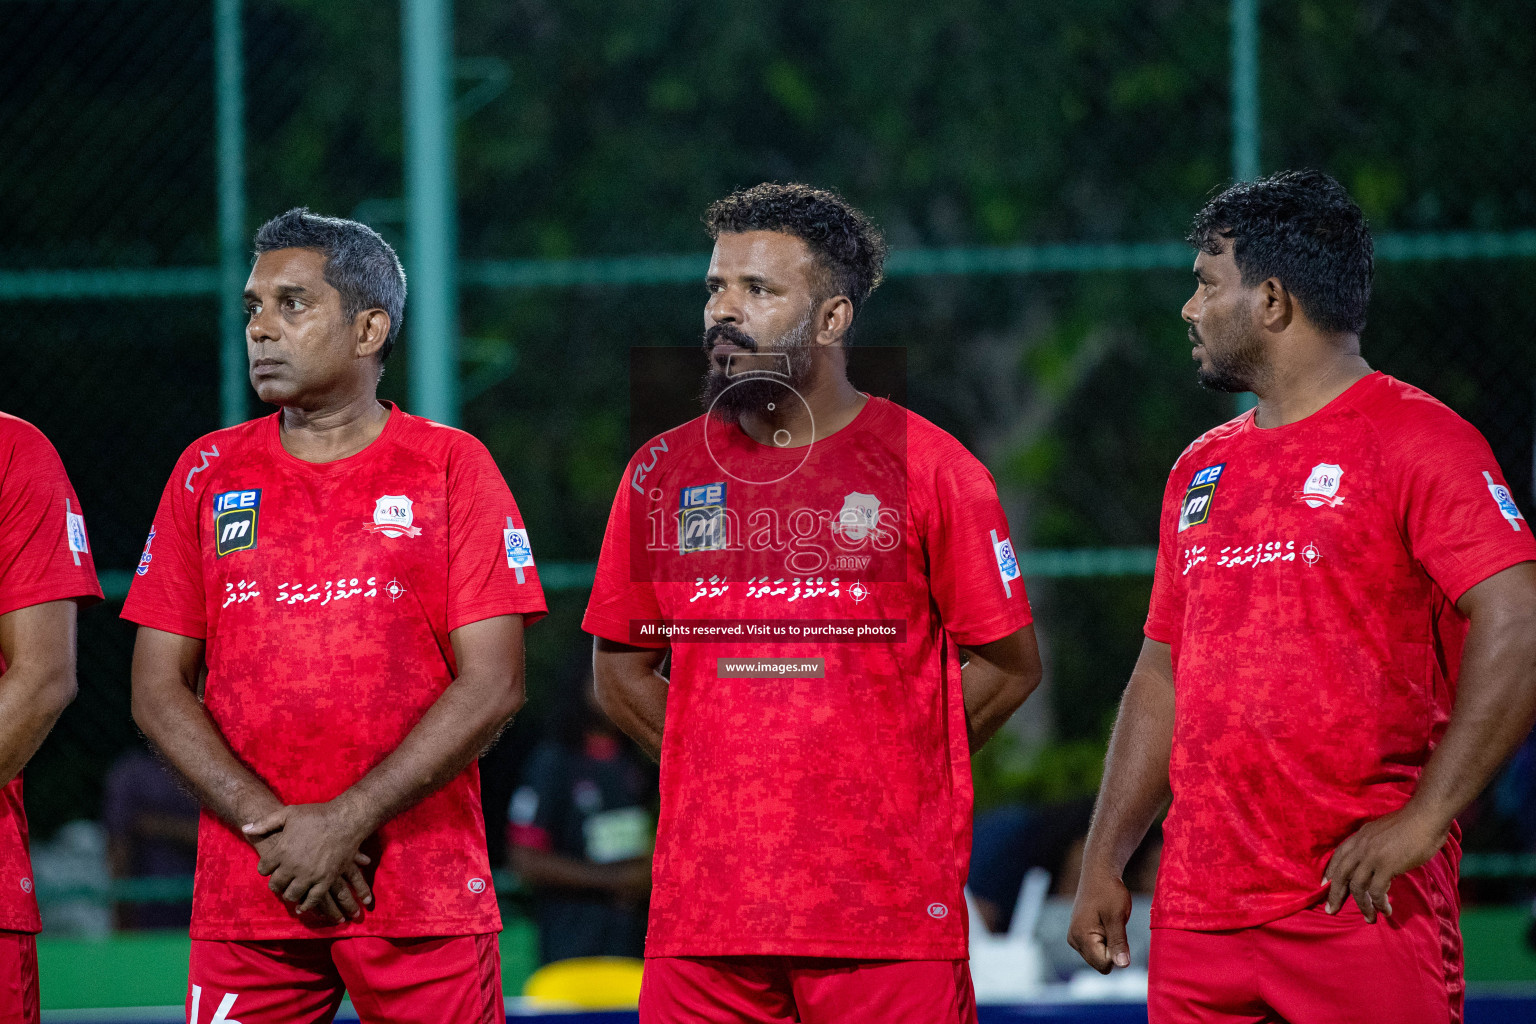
244, 803, 375, 924
1068, 867, 1134, 974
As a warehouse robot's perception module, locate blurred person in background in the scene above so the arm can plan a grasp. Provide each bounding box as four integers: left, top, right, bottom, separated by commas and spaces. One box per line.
1070, 170, 1536, 1024
0, 411, 103, 1022
124, 209, 546, 1024
507, 669, 656, 964
103, 746, 199, 929
586, 183, 1042, 1024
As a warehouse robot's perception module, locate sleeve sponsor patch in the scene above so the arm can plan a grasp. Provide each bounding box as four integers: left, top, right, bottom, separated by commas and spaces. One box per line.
991, 529, 1021, 597
1486, 471, 1525, 531
504, 519, 535, 582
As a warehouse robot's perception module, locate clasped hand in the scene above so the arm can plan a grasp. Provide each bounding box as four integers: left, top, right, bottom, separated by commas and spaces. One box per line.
243, 801, 375, 924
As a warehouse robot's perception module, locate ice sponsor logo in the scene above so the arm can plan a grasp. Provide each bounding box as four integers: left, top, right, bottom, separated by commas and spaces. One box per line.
213, 489, 261, 558
365, 495, 421, 539
1296, 463, 1346, 509
679, 481, 729, 554
1485, 471, 1525, 531
1178, 463, 1225, 533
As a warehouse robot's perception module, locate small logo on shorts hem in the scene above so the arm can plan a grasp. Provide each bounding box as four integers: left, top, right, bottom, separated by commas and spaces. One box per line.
467, 877, 487, 894
19, 878, 32, 894
926, 902, 948, 919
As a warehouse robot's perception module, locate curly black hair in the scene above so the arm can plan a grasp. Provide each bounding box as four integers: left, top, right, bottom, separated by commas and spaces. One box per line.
1188, 170, 1373, 336
704, 182, 888, 328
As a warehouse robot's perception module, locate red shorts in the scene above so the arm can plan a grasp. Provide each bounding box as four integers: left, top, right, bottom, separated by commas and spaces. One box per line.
639, 956, 977, 1024
1150, 854, 1463, 1024
187, 934, 502, 1024
0, 932, 38, 1024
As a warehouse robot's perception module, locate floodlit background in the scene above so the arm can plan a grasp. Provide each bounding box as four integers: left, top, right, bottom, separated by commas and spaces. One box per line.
4, 0, 1536, 1014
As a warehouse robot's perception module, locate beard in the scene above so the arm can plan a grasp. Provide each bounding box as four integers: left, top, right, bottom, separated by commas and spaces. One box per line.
1193, 325, 1264, 394
699, 312, 816, 423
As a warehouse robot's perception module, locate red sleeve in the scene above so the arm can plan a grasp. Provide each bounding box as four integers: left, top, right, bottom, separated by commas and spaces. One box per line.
0, 420, 103, 617
1389, 412, 1536, 602
923, 446, 1033, 647
445, 436, 547, 631
1143, 460, 1188, 644
121, 448, 208, 639
582, 456, 665, 648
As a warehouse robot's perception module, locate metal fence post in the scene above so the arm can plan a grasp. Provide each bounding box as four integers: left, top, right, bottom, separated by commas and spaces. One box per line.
403, 0, 460, 426
215, 0, 247, 427
1231, 0, 1260, 414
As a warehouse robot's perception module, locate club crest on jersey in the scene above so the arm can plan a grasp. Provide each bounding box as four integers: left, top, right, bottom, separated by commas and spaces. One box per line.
1485, 471, 1525, 531
1296, 463, 1346, 509
365, 495, 421, 539
679, 482, 728, 553
1178, 463, 1226, 533
213, 489, 261, 558
833, 492, 882, 543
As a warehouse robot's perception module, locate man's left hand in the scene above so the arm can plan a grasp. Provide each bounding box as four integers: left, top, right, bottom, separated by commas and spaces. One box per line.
1322, 807, 1448, 923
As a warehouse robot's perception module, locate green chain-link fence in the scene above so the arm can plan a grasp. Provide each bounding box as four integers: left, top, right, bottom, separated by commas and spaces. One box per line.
3, 0, 1535, 920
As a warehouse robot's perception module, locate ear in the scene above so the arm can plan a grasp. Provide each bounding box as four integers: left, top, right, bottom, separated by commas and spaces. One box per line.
1256, 277, 1293, 332
815, 295, 855, 347
355, 309, 390, 360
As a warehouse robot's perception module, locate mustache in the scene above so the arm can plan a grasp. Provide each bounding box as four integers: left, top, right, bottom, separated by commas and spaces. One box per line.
1188, 327, 1201, 345
703, 323, 758, 352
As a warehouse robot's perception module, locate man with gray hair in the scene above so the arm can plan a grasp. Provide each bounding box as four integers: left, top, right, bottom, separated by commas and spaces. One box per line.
124, 208, 546, 1023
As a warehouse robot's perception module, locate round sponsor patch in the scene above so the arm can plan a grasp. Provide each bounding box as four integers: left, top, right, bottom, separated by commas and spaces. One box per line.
467, 877, 487, 894
926, 902, 948, 919
19, 877, 32, 894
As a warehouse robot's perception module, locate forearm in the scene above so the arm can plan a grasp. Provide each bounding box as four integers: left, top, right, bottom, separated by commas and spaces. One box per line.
0, 663, 76, 785
1082, 650, 1175, 877
337, 670, 524, 836
133, 680, 280, 830
1406, 617, 1536, 833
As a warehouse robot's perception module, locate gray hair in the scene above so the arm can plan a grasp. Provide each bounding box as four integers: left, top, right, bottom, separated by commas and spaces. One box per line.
252, 208, 407, 361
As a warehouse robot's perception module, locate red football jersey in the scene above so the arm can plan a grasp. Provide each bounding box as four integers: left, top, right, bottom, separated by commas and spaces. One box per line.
0, 412, 103, 932
1146, 372, 1536, 930
583, 397, 1032, 959
121, 406, 546, 940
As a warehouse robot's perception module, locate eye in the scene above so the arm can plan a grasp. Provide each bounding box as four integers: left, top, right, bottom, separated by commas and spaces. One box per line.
283, 298, 304, 311
749, 284, 765, 295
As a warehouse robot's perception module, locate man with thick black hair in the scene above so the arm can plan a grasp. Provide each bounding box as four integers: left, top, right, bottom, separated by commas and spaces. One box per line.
1069, 170, 1536, 1023
586, 183, 1042, 1023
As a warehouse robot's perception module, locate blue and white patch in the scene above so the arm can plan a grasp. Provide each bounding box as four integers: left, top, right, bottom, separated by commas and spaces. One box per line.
65, 499, 89, 566
1178, 463, 1226, 533
504, 519, 535, 583
991, 529, 1021, 597
213, 489, 261, 558
679, 482, 728, 553
1485, 471, 1525, 532
135, 525, 156, 577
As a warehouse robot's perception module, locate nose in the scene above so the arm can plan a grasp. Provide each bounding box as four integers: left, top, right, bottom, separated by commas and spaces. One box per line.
707, 287, 742, 327
1180, 289, 1200, 326
247, 302, 278, 345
